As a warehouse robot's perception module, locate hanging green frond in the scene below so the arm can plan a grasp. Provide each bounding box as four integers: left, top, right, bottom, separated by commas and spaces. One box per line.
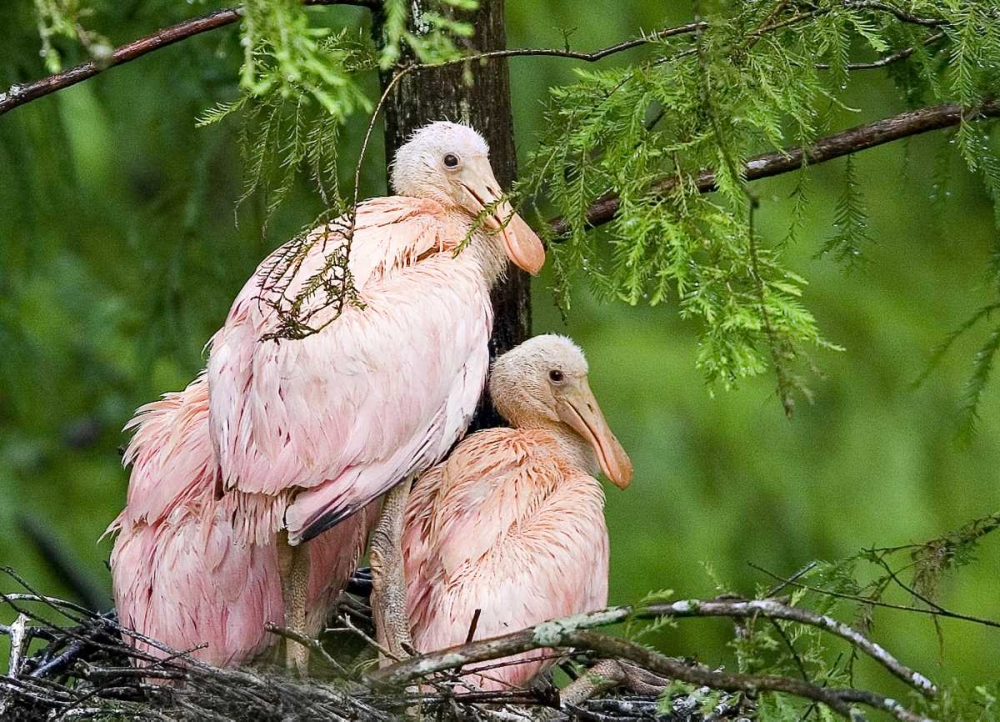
239, 0, 373, 119
957, 324, 1000, 443
31, 0, 110, 72
819, 156, 872, 268
379, 0, 477, 69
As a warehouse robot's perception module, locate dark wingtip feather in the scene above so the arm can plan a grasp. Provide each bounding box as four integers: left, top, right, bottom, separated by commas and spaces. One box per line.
299, 504, 360, 543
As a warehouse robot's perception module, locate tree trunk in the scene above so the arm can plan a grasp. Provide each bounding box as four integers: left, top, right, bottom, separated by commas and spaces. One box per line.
377, 0, 529, 429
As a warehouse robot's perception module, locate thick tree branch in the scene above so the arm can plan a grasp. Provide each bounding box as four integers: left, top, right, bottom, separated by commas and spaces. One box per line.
648, 597, 935, 694
370, 599, 932, 694
0, 1, 374, 117
550, 101, 1000, 236
369, 597, 935, 718
368, 606, 934, 722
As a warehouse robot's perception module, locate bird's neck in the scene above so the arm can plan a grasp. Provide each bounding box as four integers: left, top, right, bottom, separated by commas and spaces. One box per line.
524, 421, 600, 477
444, 209, 509, 286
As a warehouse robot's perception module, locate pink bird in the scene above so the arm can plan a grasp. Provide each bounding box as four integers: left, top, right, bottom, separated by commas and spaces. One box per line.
109, 121, 545, 671
108, 376, 374, 668
403, 334, 633, 690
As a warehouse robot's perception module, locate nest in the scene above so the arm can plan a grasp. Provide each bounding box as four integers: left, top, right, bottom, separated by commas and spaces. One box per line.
0, 575, 750, 722
2, 566, 942, 722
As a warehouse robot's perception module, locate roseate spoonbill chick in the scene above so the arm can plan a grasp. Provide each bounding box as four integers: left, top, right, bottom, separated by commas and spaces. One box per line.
402, 334, 632, 691
207, 122, 545, 670
108, 376, 375, 670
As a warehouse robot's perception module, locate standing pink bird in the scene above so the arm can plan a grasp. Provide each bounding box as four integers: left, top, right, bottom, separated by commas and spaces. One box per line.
403, 335, 633, 690
108, 121, 546, 672
108, 376, 374, 668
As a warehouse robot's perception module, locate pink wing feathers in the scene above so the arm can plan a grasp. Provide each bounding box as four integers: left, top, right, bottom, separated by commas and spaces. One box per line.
403, 429, 610, 690
109, 377, 375, 668
207, 197, 493, 544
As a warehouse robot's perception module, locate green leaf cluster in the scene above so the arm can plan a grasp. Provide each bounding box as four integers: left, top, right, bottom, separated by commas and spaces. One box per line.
520, 0, 1000, 407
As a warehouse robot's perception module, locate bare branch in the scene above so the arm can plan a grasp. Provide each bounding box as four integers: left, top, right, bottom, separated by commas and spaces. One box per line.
549, 101, 1000, 236
1, 13, 703, 119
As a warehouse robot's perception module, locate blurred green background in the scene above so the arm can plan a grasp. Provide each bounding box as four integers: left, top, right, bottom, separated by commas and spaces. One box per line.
1, 0, 998, 702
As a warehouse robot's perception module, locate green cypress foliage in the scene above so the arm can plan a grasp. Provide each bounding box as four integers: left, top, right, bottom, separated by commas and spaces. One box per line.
36, 1, 1000, 413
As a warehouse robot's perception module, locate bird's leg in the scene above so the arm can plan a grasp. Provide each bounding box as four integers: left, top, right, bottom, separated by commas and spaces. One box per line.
369, 478, 415, 666
276, 530, 311, 675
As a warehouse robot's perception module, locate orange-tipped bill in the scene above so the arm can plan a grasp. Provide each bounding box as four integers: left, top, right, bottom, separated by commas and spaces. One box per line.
460, 168, 546, 275
493, 202, 546, 276
556, 380, 633, 488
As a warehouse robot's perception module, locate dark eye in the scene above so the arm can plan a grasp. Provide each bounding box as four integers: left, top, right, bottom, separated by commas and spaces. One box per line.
549, 369, 564, 383
443, 153, 460, 168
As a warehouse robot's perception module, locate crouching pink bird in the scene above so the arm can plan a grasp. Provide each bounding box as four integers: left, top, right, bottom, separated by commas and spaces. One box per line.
402, 335, 633, 690
109, 121, 545, 672
108, 376, 374, 668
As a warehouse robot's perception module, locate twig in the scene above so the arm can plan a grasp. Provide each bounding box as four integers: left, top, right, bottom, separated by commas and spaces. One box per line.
846, 1, 947, 27
465, 609, 483, 645
871, 556, 948, 614
16, 515, 109, 612
333, 611, 400, 662
767, 561, 819, 597
750, 562, 1000, 631
264, 622, 351, 675
816, 31, 947, 70
549, 100, 1000, 236
30, 639, 87, 678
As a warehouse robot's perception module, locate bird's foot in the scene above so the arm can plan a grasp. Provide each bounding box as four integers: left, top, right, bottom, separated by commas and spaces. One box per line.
285, 636, 310, 677
559, 659, 669, 708
369, 480, 415, 666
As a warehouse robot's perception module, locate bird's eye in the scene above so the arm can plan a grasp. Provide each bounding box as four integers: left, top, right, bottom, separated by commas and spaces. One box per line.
549, 369, 564, 383
443, 153, 460, 169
